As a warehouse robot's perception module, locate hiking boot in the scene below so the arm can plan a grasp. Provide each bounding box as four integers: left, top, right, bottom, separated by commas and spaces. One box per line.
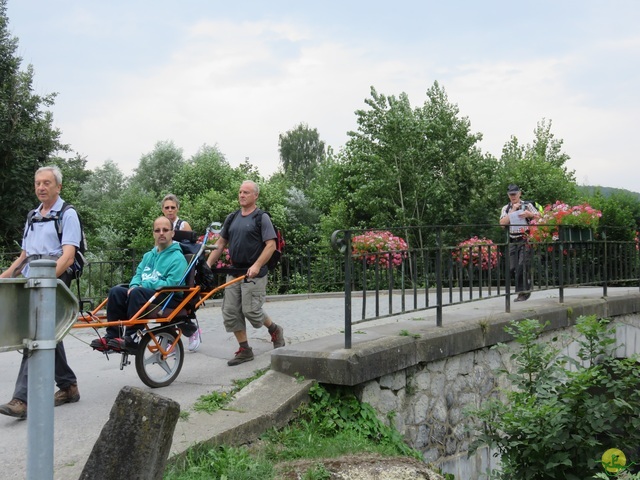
54, 384, 80, 407
0, 398, 27, 419
227, 347, 254, 366
108, 337, 138, 354
270, 325, 285, 349
188, 328, 202, 352
90, 337, 111, 351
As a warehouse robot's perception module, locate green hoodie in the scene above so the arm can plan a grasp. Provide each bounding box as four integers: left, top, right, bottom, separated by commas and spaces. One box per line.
129, 241, 187, 289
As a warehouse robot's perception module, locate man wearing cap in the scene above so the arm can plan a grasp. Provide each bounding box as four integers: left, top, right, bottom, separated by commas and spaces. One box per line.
500, 184, 540, 302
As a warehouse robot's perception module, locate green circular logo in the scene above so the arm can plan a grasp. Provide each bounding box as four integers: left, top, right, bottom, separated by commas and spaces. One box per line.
602, 448, 627, 473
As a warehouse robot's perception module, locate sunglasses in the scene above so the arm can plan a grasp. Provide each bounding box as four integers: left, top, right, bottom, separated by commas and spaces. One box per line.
163, 206, 177, 210
153, 228, 172, 233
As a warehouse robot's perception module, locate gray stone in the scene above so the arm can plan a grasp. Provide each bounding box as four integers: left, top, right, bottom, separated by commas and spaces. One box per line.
412, 393, 430, 424
380, 370, 406, 390
80, 386, 180, 480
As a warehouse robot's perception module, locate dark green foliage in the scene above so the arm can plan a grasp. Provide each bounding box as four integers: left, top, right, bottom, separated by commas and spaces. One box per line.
336, 82, 494, 231
165, 444, 274, 480
279, 122, 326, 189
497, 120, 578, 209
468, 315, 640, 479
588, 190, 640, 242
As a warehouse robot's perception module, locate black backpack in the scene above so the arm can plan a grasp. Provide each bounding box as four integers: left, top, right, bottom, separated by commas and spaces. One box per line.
25, 202, 88, 278
225, 208, 285, 270
176, 231, 217, 292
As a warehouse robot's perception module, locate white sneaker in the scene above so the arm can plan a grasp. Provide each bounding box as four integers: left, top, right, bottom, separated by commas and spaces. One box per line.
188, 328, 201, 352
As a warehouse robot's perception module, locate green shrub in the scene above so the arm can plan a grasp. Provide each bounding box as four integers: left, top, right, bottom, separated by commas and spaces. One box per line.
468, 315, 640, 479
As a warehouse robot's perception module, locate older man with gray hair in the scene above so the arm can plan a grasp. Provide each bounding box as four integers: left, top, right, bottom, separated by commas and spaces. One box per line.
206, 180, 285, 366
0, 165, 81, 419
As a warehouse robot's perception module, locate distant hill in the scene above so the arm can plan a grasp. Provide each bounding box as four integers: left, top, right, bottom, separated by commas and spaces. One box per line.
578, 185, 640, 200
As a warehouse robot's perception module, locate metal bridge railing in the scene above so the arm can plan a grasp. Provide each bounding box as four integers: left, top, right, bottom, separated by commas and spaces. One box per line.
2, 226, 639, 348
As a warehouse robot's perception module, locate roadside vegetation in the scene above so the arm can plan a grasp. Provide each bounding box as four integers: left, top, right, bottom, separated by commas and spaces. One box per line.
164, 383, 426, 480
467, 315, 640, 479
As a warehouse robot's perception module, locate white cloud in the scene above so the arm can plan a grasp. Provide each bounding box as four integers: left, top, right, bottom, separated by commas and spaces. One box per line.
12, 4, 638, 192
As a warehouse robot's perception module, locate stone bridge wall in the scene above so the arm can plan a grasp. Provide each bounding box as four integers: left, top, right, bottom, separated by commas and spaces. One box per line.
356, 314, 640, 479
273, 291, 640, 479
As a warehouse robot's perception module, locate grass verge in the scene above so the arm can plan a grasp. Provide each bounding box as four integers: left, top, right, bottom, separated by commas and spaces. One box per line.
164, 383, 423, 479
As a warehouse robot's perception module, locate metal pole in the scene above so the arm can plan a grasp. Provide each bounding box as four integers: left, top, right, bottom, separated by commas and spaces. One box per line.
26, 259, 58, 480
344, 232, 352, 349
505, 231, 511, 313
435, 227, 443, 327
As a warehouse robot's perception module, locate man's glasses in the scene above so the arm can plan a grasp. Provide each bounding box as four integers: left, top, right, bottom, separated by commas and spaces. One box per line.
163, 205, 177, 210
154, 228, 172, 233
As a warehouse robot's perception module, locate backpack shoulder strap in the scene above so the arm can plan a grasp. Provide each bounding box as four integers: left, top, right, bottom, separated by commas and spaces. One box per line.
55, 202, 74, 241
253, 208, 266, 230
24, 208, 39, 239
223, 209, 241, 231
174, 218, 183, 231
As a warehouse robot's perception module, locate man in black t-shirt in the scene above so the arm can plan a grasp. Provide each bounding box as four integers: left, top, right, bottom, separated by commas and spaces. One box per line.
206, 180, 285, 366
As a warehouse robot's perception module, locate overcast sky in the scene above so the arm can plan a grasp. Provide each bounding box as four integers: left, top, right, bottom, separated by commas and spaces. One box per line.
6, 1, 640, 192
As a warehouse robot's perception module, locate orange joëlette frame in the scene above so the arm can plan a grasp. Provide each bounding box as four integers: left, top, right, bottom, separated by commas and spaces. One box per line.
73, 275, 246, 332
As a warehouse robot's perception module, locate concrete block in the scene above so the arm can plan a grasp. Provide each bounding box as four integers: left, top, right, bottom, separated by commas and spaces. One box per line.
80, 386, 180, 480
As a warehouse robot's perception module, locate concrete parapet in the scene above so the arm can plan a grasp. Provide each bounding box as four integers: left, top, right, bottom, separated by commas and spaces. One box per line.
272, 293, 640, 386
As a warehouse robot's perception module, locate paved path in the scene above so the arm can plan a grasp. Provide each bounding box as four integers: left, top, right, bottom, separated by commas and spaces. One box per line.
0, 287, 634, 479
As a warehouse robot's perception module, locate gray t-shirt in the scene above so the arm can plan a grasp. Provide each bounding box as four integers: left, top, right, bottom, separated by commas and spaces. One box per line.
221, 209, 276, 275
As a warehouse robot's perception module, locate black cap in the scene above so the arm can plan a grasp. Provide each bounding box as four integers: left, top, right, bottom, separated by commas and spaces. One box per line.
507, 184, 521, 194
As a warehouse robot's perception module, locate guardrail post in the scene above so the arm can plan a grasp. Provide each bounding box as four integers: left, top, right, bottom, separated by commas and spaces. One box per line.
559, 237, 565, 303
505, 231, 511, 313
435, 227, 443, 327
26, 259, 58, 480
331, 230, 353, 349
602, 229, 608, 297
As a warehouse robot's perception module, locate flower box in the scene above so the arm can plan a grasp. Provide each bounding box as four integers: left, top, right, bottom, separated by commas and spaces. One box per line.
530, 201, 601, 243
559, 227, 594, 243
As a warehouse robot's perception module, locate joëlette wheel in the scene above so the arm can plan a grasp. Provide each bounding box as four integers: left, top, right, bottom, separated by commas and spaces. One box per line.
135, 328, 184, 388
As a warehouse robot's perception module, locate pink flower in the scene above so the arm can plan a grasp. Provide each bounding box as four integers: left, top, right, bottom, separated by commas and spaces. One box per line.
198, 232, 232, 268
351, 231, 408, 268
452, 236, 500, 270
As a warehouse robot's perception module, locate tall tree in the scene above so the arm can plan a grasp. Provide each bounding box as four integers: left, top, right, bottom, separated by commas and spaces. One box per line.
129, 140, 184, 196
0, 0, 67, 249
278, 123, 325, 189
170, 144, 238, 199
79, 159, 126, 209
497, 119, 577, 209
336, 82, 495, 235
